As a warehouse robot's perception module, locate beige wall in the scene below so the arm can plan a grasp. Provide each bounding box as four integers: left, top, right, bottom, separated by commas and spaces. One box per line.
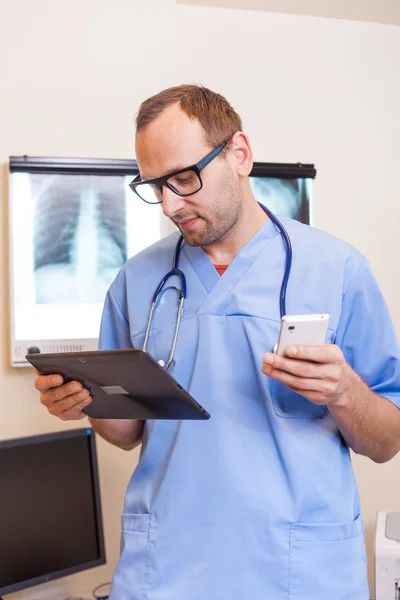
1, 1, 399, 598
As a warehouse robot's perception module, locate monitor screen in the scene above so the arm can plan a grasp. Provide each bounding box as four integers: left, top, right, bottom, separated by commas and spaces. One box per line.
8, 157, 315, 366
0, 428, 105, 596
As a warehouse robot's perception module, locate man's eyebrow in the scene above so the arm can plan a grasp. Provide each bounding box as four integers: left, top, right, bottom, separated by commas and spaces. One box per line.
141, 162, 190, 182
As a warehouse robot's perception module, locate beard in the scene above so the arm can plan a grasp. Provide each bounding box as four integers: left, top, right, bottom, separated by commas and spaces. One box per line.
172, 168, 244, 248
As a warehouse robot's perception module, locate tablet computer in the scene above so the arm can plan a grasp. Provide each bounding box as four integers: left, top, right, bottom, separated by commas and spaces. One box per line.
26, 348, 210, 420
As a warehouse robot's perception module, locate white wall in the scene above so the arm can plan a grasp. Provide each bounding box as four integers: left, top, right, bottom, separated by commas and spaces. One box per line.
178, 0, 400, 27
1, 1, 399, 597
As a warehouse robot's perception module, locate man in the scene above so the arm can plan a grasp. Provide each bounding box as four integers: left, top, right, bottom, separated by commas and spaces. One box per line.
35, 85, 400, 600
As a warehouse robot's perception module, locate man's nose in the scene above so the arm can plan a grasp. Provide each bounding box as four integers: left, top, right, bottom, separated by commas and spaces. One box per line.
161, 186, 186, 218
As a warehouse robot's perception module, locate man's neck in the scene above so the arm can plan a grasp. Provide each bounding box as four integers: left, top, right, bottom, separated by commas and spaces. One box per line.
203, 201, 268, 265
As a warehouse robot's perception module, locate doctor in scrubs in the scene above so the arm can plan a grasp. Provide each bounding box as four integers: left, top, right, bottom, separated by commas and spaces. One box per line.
35, 85, 400, 600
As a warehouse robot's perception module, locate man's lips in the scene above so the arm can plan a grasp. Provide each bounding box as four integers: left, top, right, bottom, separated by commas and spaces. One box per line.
176, 217, 199, 230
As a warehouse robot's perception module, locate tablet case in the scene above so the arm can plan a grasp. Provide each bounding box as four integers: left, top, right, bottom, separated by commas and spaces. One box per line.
26, 348, 210, 420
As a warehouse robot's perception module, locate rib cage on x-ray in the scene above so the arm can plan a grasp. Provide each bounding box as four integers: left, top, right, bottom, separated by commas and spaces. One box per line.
31, 174, 127, 304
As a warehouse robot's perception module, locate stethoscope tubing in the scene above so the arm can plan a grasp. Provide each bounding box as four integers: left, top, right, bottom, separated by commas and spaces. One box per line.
143, 203, 292, 369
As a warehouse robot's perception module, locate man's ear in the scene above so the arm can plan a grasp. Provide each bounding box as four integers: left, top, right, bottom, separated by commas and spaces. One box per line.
229, 131, 253, 177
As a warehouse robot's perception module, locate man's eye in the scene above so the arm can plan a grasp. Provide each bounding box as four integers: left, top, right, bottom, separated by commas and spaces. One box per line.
174, 172, 196, 186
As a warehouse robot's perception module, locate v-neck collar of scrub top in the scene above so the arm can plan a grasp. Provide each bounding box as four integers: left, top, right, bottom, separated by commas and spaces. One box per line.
182, 216, 281, 316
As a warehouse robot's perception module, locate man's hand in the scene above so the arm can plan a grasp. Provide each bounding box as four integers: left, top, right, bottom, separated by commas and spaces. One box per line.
35, 372, 92, 420
261, 344, 355, 406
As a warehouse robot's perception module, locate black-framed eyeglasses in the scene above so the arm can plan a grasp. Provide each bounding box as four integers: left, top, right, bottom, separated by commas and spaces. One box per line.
129, 140, 228, 205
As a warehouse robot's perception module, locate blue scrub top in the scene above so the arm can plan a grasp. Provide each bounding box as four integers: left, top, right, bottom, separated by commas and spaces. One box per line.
99, 216, 400, 600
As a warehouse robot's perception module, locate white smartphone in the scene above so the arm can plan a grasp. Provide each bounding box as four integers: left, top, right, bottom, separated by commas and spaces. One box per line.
275, 314, 330, 356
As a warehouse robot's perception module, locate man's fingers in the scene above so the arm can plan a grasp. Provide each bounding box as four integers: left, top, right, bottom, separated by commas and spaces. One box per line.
34, 373, 64, 392
262, 363, 338, 394
65, 411, 87, 421
262, 345, 344, 374
47, 390, 92, 421
262, 365, 316, 390
59, 404, 91, 421
34, 370, 93, 422
42, 389, 90, 417
263, 353, 329, 379
39, 381, 84, 407
284, 344, 343, 364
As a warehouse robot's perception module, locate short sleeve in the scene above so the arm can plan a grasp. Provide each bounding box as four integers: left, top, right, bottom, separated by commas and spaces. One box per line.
98, 285, 133, 350
335, 259, 400, 409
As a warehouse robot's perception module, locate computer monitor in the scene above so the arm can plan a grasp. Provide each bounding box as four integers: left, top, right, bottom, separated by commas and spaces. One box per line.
8, 156, 316, 366
0, 428, 105, 597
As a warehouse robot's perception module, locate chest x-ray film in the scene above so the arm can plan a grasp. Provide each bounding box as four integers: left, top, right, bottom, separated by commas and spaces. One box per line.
250, 177, 311, 224
8, 157, 315, 366
249, 161, 314, 225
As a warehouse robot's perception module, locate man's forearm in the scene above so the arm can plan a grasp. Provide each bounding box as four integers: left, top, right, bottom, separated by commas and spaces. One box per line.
88, 417, 144, 450
328, 368, 400, 463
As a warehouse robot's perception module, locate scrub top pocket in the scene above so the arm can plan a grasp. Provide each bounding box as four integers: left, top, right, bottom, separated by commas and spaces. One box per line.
288, 513, 369, 600
111, 513, 155, 600
271, 380, 327, 419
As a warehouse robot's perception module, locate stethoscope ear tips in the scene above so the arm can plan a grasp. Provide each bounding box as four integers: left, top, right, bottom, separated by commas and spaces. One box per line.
158, 359, 166, 367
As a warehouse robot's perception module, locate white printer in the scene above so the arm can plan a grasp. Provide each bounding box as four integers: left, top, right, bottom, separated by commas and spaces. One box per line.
375, 510, 400, 599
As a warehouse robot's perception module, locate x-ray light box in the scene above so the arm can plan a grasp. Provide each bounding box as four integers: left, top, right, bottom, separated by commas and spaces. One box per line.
8, 156, 315, 367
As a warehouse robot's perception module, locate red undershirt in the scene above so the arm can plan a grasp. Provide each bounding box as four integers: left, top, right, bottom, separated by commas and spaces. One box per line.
214, 265, 228, 276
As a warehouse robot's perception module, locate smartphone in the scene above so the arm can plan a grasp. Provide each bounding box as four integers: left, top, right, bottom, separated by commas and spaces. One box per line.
274, 314, 330, 356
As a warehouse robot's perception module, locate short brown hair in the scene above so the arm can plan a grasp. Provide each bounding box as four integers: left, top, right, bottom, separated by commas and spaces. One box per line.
135, 84, 243, 148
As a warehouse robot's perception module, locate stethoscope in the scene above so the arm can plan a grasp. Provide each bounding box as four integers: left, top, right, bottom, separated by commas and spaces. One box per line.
143, 203, 292, 370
